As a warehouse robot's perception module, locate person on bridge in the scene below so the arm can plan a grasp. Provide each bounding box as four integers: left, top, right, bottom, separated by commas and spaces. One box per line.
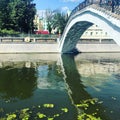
115, 0, 120, 6
99, 0, 102, 6
111, 0, 115, 12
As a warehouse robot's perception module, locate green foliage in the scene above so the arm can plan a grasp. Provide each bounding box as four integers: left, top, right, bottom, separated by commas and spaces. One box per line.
77, 113, 101, 120
6, 113, 16, 120
37, 113, 46, 119
0, 0, 36, 34
43, 104, 54, 108
0, 29, 20, 36
61, 108, 68, 113
0, 104, 69, 120
51, 12, 68, 34
0, 99, 103, 120
76, 98, 102, 120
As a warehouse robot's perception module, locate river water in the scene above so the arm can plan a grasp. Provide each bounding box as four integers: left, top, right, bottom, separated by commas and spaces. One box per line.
0, 53, 120, 120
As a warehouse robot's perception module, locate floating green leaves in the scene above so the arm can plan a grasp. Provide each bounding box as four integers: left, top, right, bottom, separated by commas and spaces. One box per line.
53, 114, 60, 117
0, 98, 103, 120
6, 113, 16, 120
78, 113, 101, 120
37, 113, 46, 119
76, 98, 102, 120
19, 108, 30, 120
0, 104, 69, 120
43, 104, 54, 108
76, 103, 89, 108
61, 108, 68, 113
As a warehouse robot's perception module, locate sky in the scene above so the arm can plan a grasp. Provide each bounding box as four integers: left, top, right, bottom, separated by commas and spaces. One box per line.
33, 0, 84, 11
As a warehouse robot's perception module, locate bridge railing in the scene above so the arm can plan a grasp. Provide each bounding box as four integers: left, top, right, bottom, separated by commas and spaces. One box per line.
70, 0, 120, 17
91, 4, 120, 20
70, 1, 91, 17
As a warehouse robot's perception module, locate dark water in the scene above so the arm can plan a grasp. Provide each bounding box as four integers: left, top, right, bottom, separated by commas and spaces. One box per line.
0, 53, 120, 120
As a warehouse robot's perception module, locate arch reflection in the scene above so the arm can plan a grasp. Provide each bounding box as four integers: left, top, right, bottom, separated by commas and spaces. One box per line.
60, 54, 109, 120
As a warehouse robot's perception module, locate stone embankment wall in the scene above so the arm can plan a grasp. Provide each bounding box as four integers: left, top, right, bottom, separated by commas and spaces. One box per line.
0, 43, 59, 53
76, 44, 120, 53
0, 43, 120, 53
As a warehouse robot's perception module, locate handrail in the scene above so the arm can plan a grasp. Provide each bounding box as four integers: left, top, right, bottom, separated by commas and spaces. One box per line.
90, 4, 120, 20
70, 0, 120, 17
0, 37, 57, 43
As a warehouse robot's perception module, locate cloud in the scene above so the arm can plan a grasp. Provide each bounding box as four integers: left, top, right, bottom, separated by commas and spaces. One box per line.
61, 6, 71, 15
63, 0, 80, 2
61, 6, 70, 11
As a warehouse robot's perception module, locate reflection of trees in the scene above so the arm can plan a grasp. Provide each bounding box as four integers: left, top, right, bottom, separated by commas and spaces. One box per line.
48, 63, 63, 78
0, 66, 37, 100
61, 54, 109, 120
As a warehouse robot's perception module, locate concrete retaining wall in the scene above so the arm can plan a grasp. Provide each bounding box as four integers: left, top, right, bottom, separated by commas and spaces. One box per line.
0, 43, 59, 53
76, 44, 120, 52
0, 43, 120, 53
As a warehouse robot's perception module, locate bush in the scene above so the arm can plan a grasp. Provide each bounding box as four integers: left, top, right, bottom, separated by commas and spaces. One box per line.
0, 29, 20, 37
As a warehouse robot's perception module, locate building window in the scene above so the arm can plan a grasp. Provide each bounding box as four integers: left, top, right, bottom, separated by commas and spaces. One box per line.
90, 32, 93, 35
85, 32, 88, 35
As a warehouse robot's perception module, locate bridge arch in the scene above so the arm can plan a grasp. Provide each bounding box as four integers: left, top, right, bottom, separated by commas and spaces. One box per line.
59, 5, 120, 53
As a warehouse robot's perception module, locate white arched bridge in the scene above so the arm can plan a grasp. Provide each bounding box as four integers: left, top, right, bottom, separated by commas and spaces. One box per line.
59, 3, 120, 53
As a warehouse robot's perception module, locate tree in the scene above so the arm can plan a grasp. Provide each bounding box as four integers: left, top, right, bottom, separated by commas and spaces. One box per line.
0, 0, 11, 30
51, 12, 68, 34
45, 9, 53, 34
17, 0, 36, 33
0, 0, 36, 33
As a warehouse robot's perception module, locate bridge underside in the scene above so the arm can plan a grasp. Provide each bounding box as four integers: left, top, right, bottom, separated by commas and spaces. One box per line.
59, 6, 120, 54
60, 21, 93, 53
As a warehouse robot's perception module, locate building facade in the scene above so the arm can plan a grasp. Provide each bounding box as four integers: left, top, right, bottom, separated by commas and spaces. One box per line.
80, 24, 113, 43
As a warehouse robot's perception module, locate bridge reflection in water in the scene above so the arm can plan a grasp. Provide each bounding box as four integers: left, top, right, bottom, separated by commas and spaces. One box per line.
0, 53, 120, 120
60, 54, 109, 120
60, 53, 120, 120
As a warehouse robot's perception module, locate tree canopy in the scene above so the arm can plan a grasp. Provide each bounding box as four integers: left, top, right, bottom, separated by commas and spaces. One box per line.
0, 0, 36, 33
51, 12, 69, 34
